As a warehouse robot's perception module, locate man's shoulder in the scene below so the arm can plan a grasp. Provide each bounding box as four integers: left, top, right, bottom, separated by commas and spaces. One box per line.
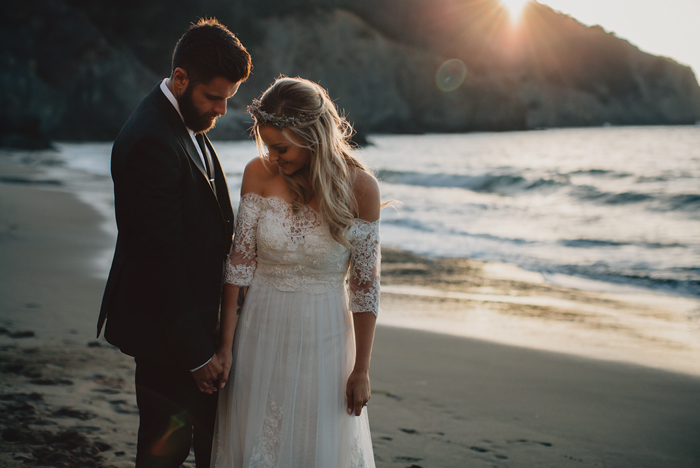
121, 88, 171, 133
113, 87, 180, 152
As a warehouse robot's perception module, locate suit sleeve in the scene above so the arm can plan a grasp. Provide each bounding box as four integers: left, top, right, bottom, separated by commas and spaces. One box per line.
122, 137, 215, 369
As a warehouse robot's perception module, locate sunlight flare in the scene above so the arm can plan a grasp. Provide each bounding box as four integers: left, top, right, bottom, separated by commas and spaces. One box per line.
500, 0, 531, 20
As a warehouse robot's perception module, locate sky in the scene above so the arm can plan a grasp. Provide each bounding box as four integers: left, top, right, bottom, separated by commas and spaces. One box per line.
506, 0, 700, 83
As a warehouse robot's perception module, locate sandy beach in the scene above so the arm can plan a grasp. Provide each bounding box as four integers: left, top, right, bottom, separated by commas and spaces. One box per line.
1, 158, 699, 468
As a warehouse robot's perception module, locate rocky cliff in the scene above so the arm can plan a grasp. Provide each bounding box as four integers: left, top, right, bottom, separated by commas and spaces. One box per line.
1, 0, 159, 148
2, 0, 700, 147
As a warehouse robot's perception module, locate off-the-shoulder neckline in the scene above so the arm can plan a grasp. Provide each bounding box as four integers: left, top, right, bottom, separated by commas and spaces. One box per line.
240, 192, 379, 225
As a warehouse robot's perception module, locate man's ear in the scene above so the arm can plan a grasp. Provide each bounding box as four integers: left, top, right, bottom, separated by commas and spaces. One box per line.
172, 68, 190, 97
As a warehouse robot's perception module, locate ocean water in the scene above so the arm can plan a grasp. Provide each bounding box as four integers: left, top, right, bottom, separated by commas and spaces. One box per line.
10, 125, 700, 298
359, 126, 700, 297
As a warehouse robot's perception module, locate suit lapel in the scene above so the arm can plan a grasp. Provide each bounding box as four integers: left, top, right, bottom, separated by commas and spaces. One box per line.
151, 86, 232, 228
152, 87, 210, 181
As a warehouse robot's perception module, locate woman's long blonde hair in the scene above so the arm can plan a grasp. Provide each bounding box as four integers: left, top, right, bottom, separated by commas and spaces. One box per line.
250, 77, 372, 248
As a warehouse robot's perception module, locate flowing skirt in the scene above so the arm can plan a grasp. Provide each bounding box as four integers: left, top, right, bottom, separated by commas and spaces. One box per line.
210, 277, 375, 468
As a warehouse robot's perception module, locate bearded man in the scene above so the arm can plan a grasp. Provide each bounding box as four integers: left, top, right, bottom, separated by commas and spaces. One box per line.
97, 18, 251, 468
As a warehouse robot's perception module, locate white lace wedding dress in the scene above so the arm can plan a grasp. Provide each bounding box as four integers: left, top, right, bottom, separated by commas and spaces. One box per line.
211, 193, 379, 468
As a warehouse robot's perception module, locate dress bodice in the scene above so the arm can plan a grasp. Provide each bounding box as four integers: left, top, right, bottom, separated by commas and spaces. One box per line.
225, 193, 381, 316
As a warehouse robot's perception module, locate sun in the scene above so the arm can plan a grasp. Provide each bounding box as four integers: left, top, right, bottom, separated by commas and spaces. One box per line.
500, 0, 531, 19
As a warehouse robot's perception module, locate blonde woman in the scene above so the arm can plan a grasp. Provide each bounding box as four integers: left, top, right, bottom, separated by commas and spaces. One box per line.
210, 77, 380, 467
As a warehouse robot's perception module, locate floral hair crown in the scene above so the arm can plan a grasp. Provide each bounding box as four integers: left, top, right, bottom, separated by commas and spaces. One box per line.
246, 99, 322, 130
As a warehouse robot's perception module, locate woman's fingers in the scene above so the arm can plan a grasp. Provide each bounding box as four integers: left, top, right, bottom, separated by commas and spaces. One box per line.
219, 362, 230, 388
347, 385, 370, 416
354, 393, 365, 416
346, 386, 354, 415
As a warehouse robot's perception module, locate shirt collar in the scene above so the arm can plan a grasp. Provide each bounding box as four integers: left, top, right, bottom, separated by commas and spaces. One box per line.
160, 79, 196, 138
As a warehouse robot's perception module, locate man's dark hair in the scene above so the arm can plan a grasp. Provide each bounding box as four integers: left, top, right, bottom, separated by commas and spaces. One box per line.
172, 18, 251, 84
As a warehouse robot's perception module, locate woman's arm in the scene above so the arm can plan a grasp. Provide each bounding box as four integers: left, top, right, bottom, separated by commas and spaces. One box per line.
346, 312, 377, 416
216, 283, 241, 388
346, 170, 381, 416
216, 158, 269, 388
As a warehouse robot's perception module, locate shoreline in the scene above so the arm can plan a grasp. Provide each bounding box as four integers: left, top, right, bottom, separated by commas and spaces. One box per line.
4, 151, 699, 376
379, 246, 700, 377
1, 159, 700, 467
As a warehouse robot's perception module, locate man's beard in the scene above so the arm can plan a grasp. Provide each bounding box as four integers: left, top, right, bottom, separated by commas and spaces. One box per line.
178, 84, 218, 133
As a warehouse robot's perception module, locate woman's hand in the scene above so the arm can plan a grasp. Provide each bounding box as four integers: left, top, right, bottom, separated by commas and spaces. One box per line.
346, 368, 371, 416
218, 283, 242, 389
216, 346, 233, 389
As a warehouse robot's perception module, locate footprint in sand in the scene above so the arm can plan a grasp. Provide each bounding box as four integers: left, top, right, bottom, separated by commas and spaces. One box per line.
374, 390, 403, 401
109, 399, 138, 415
29, 377, 73, 386
507, 438, 553, 447
0, 393, 43, 402
1, 359, 42, 379
9, 331, 35, 339
91, 375, 125, 394
92, 387, 120, 394
393, 456, 422, 463
52, 407, 96, 420
72, 425, 102, 434
469, 444, 509, 460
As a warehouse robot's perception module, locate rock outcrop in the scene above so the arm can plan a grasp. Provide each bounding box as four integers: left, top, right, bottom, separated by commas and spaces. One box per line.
0, 0, 157, 148
2, 0, 700, 147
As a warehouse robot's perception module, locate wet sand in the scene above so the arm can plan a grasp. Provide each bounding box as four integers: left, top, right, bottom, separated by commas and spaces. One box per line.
0, 169, 138, 468
1, 159, 699, 467
379, 247, 700, 377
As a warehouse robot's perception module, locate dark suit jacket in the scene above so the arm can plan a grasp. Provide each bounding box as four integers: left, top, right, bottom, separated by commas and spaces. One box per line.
97, 84, 234, 370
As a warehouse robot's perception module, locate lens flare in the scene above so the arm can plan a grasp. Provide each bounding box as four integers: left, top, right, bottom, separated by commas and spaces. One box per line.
436, 59, 468, 92
151, 414, 186, 456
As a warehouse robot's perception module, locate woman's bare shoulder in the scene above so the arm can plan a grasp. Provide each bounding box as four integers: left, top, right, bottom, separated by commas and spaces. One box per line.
241, 157, 278, 195
352, 169, 380, 194
351, 169, 380, 222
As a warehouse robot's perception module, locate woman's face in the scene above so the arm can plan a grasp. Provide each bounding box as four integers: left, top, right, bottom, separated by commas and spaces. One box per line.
258, 126, 311, 176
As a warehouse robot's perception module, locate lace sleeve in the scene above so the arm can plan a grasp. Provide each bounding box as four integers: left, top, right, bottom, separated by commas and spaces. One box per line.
348, 219, 381, 317
225, 193, 263, 286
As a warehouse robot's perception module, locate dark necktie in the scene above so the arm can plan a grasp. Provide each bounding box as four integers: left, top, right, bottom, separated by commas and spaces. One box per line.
195, 133, 217, 194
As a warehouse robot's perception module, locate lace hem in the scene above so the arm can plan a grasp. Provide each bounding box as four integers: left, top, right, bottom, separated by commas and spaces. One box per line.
224, 193, 262, 286
224, 258, 255, 286
349, 431, 369, 468
348, 277, 380, 317
249, 398, 282, 468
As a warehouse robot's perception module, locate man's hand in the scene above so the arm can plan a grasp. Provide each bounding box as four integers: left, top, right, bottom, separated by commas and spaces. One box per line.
191, 354, 224, 394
